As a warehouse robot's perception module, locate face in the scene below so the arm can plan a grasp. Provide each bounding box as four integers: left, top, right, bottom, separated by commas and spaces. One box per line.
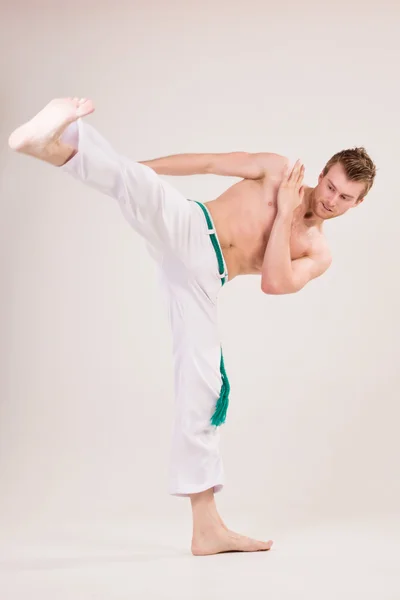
312, 162, 366, 220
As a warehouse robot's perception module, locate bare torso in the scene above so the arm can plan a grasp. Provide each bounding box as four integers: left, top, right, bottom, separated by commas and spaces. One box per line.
206, 172, 325, 280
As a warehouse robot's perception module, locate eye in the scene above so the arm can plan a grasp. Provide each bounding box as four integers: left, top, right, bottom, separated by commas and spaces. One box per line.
328, 184, 334, 191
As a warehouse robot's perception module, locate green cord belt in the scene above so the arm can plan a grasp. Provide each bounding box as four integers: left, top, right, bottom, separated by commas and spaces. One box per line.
192, 201, 230, 427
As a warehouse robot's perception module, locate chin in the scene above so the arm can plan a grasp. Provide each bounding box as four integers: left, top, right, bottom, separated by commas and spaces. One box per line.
315, 206, 327, 219
316, 202, 335, 220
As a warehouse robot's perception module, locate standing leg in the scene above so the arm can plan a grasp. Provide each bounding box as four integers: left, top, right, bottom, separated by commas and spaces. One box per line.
161, 232, 273, 555
190, 489, 273, 555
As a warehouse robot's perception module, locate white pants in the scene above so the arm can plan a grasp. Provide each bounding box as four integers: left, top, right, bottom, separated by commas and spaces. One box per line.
61, 120, 229, 496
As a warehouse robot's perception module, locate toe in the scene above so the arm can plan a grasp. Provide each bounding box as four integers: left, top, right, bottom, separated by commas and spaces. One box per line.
260, 539, 273, 551
76, 99, 95, 118
248, 537, 273, 552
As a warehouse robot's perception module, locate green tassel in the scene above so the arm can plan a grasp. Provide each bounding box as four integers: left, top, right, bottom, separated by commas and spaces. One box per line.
211, 349, 231, 427
190, 201, 230, 427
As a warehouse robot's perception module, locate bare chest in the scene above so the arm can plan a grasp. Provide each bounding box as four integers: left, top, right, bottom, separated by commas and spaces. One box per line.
208, 178, 313, 274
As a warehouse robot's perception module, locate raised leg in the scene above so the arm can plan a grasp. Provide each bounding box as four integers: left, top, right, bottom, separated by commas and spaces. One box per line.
10, 98, 274, 556
8, 97, 194, 256
8, 97, 94, 166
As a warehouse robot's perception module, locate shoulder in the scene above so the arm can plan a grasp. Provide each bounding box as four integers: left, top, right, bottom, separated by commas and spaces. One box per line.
253, 152, 290, 178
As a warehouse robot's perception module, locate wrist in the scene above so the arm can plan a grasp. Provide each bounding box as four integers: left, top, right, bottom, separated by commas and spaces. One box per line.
276, 206, 294, 220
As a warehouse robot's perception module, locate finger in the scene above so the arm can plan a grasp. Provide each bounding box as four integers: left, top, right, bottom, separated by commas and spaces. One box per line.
295, 164, 305, 187
281, 164, 290, 182
288, 159, 301, 183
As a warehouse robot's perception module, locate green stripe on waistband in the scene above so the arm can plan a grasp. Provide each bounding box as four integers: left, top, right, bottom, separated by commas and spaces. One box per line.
192, 200, 227, 286
192, 200, 230, 427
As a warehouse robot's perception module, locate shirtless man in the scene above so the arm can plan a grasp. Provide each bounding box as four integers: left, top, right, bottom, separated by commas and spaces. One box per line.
8, 98, 376, 556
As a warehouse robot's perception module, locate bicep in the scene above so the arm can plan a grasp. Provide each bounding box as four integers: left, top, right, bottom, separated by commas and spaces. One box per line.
208, 151, 288, 180
291, 252, 332, 291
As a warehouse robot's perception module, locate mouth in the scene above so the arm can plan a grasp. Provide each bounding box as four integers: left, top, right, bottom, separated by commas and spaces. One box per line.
321, 202, 333, 213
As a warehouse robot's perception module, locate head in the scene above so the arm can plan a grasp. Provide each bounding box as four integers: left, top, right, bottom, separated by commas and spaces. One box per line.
312, 147, 376, 219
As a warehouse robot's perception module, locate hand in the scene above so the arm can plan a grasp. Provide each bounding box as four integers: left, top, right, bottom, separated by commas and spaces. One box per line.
277, 160, 305, 214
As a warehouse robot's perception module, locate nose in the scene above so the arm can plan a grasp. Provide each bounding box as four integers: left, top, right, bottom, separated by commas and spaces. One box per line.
326, 194, 338, 208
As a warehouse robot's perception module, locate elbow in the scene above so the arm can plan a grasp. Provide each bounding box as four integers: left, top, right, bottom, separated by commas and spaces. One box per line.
261, 278, 299, 295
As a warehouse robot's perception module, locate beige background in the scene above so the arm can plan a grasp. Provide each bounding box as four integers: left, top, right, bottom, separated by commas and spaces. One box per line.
1, 0, 399, 552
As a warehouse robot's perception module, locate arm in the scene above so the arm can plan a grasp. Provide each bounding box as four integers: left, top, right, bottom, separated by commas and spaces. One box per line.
140, 151, 288, 180
261, 210, 332, 294
261, 161, 332, 294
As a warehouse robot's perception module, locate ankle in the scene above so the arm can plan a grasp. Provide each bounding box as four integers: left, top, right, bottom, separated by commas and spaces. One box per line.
190, 488, 225, 534
190, 488, 217, 520
46, 140, 77, 166
190, 487, 214, 507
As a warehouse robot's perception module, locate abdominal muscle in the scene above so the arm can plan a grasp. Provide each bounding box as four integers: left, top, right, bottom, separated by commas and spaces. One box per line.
206, 177, 280, 280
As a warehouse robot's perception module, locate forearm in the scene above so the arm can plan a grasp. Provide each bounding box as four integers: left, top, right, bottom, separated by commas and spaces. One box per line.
139, 151, 280, 179
261, 211, 295, 293
139, 153, 214, 176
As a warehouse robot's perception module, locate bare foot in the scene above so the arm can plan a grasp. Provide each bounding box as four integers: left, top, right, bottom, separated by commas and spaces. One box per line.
8, 97, 95, 165
191, 526, 273, 556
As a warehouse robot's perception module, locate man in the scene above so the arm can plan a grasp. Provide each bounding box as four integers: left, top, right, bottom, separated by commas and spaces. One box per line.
8, 97, 376, 556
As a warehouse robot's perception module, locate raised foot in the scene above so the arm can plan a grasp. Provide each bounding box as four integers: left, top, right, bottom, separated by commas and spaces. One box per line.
8, 97, 95, 162
191, 527, 273, 556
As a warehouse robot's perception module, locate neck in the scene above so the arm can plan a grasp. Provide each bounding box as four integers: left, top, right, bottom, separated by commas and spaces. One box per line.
295, 186, 323, 227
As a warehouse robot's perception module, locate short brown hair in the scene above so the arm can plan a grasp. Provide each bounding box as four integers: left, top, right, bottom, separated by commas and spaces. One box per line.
323, 147, 376, 198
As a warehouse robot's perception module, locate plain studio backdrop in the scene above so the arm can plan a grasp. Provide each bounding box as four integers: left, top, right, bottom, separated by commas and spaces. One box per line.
0, 1, 400, 598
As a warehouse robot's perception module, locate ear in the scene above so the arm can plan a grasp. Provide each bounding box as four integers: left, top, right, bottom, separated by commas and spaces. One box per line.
318, 172, 324, 183
355, 196, 364, 206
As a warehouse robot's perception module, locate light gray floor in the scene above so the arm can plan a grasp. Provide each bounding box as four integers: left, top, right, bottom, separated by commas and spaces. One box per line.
1, 515, 399, 599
